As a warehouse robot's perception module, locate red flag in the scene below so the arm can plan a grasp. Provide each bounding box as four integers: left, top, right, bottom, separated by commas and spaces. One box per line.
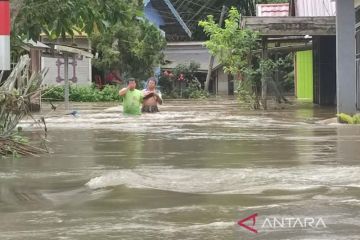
0, 0, 10, 70
0, 0, 10, 35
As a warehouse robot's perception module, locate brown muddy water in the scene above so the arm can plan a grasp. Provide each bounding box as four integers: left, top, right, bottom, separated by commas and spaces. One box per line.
0, 100, 359, 240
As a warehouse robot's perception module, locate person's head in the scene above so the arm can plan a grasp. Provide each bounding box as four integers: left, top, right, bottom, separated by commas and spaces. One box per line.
127, 78, 137, 90
146, 77, 157, 90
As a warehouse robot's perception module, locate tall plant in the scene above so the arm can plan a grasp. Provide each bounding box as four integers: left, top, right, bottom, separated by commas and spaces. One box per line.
199, 7, 262, 108
199, 7, 291, 109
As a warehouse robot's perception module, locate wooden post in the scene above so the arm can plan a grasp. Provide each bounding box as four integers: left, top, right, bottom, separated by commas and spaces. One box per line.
64, 54, 70, 110
30, 48, 41, 79
204, 5, 227, 92
261, 37, 268, 110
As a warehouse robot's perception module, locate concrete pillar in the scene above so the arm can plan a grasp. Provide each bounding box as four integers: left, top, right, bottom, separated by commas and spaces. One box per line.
336, 0, 357, 114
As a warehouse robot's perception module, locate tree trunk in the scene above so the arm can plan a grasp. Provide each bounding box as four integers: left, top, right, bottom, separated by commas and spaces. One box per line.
10, 0, 24, 27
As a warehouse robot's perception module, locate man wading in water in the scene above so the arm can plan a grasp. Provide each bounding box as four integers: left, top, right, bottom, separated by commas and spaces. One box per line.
119, 78, 143, 115
142, 77, 163, 113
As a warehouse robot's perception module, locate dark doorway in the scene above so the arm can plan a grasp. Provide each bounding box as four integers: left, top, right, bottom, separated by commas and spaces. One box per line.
313, 36, 336, 105
228, 74, 234, 95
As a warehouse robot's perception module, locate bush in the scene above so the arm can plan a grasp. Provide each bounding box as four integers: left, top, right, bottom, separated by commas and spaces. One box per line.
42, 85, 122, 102
42, 86, 65, 101
182, 80, 209, 99
353, 114, 360, 124
337, 113, 360, 124
159, 61, 209, 99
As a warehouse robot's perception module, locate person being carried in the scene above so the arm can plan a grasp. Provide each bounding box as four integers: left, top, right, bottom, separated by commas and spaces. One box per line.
142, 77, 163, 113
119, 78, 143, 115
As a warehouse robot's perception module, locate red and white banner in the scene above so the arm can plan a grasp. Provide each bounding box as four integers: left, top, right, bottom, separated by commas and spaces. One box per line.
0, 0, 10, 70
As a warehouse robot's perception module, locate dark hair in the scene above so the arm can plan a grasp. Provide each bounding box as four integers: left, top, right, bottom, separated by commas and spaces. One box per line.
126, 78, 136, 83
147, 77, 157, 85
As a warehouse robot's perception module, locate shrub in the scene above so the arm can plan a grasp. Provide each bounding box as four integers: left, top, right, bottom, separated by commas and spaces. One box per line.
42, 85, 122, 102
352, 114, 360, 124
159, 62, 209, 99
337, 113, 360, 124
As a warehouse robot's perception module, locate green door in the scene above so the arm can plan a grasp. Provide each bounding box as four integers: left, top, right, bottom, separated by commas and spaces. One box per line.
296, 50, 313, 101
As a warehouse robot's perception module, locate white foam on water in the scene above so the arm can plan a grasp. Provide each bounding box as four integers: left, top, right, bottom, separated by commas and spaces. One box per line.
134, 205, 209, 215
284, 136, 337, 141
67, 221, 235, 235
19, 104, 330, 136
338, 199, 360, 205
85, 165, 360, 194
0, 172, 18, 179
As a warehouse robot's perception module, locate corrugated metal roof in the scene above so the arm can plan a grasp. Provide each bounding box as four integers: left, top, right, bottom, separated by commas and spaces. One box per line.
296, 0, 336, 16
144, 0, 151, 6
256, 3, 289, 17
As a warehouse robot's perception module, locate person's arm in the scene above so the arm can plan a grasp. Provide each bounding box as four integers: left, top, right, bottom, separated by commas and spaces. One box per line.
140, 90, 144, 103
154, 92, 163, 105
114, 74, 122, 83
112, 79, 122, 84
119, 87, 128, 96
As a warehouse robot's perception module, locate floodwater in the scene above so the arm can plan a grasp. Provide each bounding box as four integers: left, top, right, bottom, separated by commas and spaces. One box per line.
1, 100, 359, 240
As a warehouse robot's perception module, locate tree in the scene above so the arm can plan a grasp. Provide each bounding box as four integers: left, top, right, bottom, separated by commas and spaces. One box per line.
199, 7, 291, 109
91, 18, 166, 79
11, 0, 141, 40
184, 0, 289, 40
11, 0, 166, 78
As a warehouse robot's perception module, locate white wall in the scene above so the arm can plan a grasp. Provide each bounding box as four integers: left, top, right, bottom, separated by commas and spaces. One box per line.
296, 0, 336, 16
42, 56, 91, 86
40, 37, 92, 86
217, 69, 228, 95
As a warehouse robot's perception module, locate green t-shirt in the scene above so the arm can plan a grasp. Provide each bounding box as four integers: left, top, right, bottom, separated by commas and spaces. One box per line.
122, 89, 143, 115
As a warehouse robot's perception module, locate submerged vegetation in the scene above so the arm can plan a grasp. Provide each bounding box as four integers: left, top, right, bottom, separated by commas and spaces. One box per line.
337, 113, 360, 124
0, 55, 47, 156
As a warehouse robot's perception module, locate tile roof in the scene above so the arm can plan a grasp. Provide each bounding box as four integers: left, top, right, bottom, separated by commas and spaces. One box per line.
256, 3, 290, 16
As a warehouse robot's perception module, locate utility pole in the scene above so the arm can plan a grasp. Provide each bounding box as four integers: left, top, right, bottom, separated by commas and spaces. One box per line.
261, 37, 268, 110
204, 5, 227, 92
64, 54, 70, 110
335, 0, 357, 114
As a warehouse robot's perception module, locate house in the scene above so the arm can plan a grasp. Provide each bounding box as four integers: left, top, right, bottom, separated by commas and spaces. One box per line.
162, 42, 231, 95
144, 0, 191, 41
40, 34, 92, 87
291, 0, 359, 113
21, 39, 93, 110
243, 0, 359, 114
144, 0, 224, 42
144, 1, 233, 95
255, 2, 335, 103
256, 3, 308, 101
256, 3, 289, 16
290, 0, 336, 105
